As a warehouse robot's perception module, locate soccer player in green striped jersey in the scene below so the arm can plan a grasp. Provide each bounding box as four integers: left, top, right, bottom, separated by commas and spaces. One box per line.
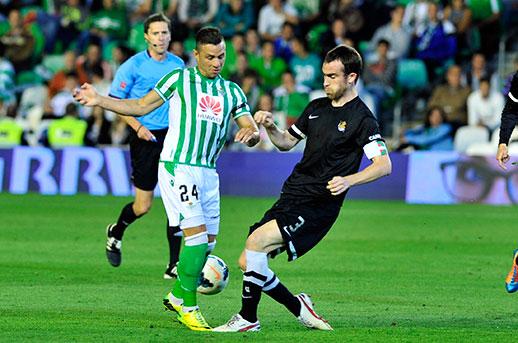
74, 27, 260, 331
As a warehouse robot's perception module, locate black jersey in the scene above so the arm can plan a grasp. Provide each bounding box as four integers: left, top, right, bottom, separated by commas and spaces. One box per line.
283, 96, 383, 203
499, 71, 518, 145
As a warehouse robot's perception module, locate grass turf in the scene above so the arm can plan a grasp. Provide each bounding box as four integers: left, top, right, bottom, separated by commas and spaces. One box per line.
0, 193, 517, 341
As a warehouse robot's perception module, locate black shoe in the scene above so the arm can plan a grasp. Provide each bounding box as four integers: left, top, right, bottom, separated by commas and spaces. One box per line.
164, 262, 178, 279
106, 224, 122, 267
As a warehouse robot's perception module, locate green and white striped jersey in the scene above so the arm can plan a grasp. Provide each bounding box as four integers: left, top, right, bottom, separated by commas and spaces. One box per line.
154, 67, 251, 168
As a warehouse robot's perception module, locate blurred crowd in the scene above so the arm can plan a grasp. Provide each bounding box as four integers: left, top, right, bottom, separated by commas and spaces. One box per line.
0, 0, 516, 153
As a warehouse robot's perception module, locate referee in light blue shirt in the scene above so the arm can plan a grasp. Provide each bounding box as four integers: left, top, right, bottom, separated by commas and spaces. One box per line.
104, 13, 185, 279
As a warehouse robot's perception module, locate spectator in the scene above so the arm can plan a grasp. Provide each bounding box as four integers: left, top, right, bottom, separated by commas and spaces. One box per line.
443, 0, 472, 56
241, 69, 262, 112
468, 0, 501, 59
76, 42, 111, 84
0, 104, 26, 147
428, 64, 471, 128
289, 35, 321, 90
170, 40, 195, 67
249, 40, 288, 92
289, 0, 322, 35
273, 70, 310, 127
403, 0, 431, 35
77, 0, 128, 53
0, 9, 36, 72
109, 44, 134, 72
221, 33, 245, 79
368, 5, 411, 60
0, 44, 15, 105
177, 0, 219, 33
44, 71, 81, 119
327, 0, 365, 43
467, 77, 505, 132
257, 0, 299, 41
321, 18, 354, 58
212, 0, 254, 38
244, 28, 261, 57
399, 106, 453, 151
48, 50, 77, 98
229, 51, 250, 85
46, 102, 87, 148
273, 22, 296, 63
363, 39, 396, 119
414, 2, 457, 79
55, 0, 89, 52
463, 52, 498, 92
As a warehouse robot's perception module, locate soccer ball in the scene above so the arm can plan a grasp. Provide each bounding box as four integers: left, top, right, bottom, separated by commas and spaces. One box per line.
197, 255, 229, 295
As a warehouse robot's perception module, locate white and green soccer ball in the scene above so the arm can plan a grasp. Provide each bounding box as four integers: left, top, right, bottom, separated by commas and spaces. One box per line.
197, 255, 229, 295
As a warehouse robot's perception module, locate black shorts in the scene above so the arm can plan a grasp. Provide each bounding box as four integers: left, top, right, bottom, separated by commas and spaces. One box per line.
249, 197, 342, 261
129, 128, 167, 191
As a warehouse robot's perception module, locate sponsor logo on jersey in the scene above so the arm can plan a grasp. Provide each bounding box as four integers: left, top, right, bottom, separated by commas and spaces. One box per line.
337, 120, 347, 132
198, 94, 223, 124
369, 134, 381, 141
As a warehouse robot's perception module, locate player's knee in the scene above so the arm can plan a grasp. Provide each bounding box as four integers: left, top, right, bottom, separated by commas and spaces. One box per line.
133, 202, 152, 216
238, 254, 246, 271
245, 231, 266, 252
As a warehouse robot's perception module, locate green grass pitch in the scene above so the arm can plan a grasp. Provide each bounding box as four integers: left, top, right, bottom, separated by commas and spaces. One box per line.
0, 193, 517, 341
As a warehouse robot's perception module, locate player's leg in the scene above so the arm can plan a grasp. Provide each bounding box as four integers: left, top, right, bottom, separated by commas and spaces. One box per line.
164, 223, 182, 279
214, 220, 283, 332
158, 163, 211, 330
106, 134, 159, 267
505, 249, 518, 293
106, 188, 152, 267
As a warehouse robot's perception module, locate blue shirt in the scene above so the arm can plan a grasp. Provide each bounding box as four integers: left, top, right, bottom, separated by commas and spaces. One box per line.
109, 50, 185, 130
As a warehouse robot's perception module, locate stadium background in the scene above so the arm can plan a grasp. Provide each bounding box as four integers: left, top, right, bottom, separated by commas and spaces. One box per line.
1, 0, 518, 341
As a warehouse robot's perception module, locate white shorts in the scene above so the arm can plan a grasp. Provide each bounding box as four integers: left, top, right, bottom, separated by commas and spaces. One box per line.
158, 163, 220, 236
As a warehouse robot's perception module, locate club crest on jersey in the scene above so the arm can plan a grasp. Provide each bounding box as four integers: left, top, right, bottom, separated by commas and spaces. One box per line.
337, 120, 347, 132
198, 94, 223, 124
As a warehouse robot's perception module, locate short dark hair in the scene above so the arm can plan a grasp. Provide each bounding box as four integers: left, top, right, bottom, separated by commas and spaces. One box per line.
195, 27, 224, 48
479, 76, 491, 85
144, 13, 171, 34
377, 38, 390, 48
324, 44, 363, 83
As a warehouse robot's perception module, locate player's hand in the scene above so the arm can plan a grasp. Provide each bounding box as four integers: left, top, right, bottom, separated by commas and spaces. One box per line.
327, 176, 351, 196
254, 111, 275, 128
73, 83, 99, 107
234, 127, 259, 146
496, 143, 510, 170
137, 125, 157, 142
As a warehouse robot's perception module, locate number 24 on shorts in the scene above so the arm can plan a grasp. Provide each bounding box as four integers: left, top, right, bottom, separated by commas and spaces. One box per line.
179, 184, 199, 202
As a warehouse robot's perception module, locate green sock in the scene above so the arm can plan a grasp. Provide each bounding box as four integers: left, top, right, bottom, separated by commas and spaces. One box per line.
171, 275, 183, 299
176, 243, 208, 307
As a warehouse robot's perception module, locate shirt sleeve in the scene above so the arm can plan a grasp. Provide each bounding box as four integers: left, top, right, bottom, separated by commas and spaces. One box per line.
153, 69, 181, 101
499, 71, 518, 145
287, 100, 316, 140
230, 83, 251, 119
109, 59, 135, 99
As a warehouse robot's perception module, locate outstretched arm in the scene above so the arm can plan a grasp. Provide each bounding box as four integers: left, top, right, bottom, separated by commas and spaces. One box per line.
254, 110, 299, 151
74, 83, 164, 116
327, 154, 392, 196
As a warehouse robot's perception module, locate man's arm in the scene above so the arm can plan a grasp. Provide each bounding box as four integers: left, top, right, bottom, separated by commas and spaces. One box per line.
119, 115, 157, 142
74, 83, 164, 116
497, 72, 518, 170
234, 114, 260, 147
327, 154, 392, 196
254, 110, 299, 151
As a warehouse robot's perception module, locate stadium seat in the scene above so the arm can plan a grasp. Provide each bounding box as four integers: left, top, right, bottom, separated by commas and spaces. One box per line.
465, 142, 496, 156
396, 59, 428, 91
454, 126, 489, 153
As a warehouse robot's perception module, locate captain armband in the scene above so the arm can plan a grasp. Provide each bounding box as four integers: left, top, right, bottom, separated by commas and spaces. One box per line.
363, 140, 388, 159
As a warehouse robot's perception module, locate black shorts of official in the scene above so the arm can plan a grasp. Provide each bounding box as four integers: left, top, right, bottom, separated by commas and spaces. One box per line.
129, 128, 167, 191
249, 197, 342, 261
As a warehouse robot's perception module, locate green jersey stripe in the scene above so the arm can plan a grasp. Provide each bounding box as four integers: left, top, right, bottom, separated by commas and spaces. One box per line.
172, 70, 187, 161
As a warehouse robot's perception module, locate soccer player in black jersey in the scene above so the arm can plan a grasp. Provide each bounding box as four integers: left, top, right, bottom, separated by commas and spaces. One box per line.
496, 70, 518, 293
214, 45, 392, 332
